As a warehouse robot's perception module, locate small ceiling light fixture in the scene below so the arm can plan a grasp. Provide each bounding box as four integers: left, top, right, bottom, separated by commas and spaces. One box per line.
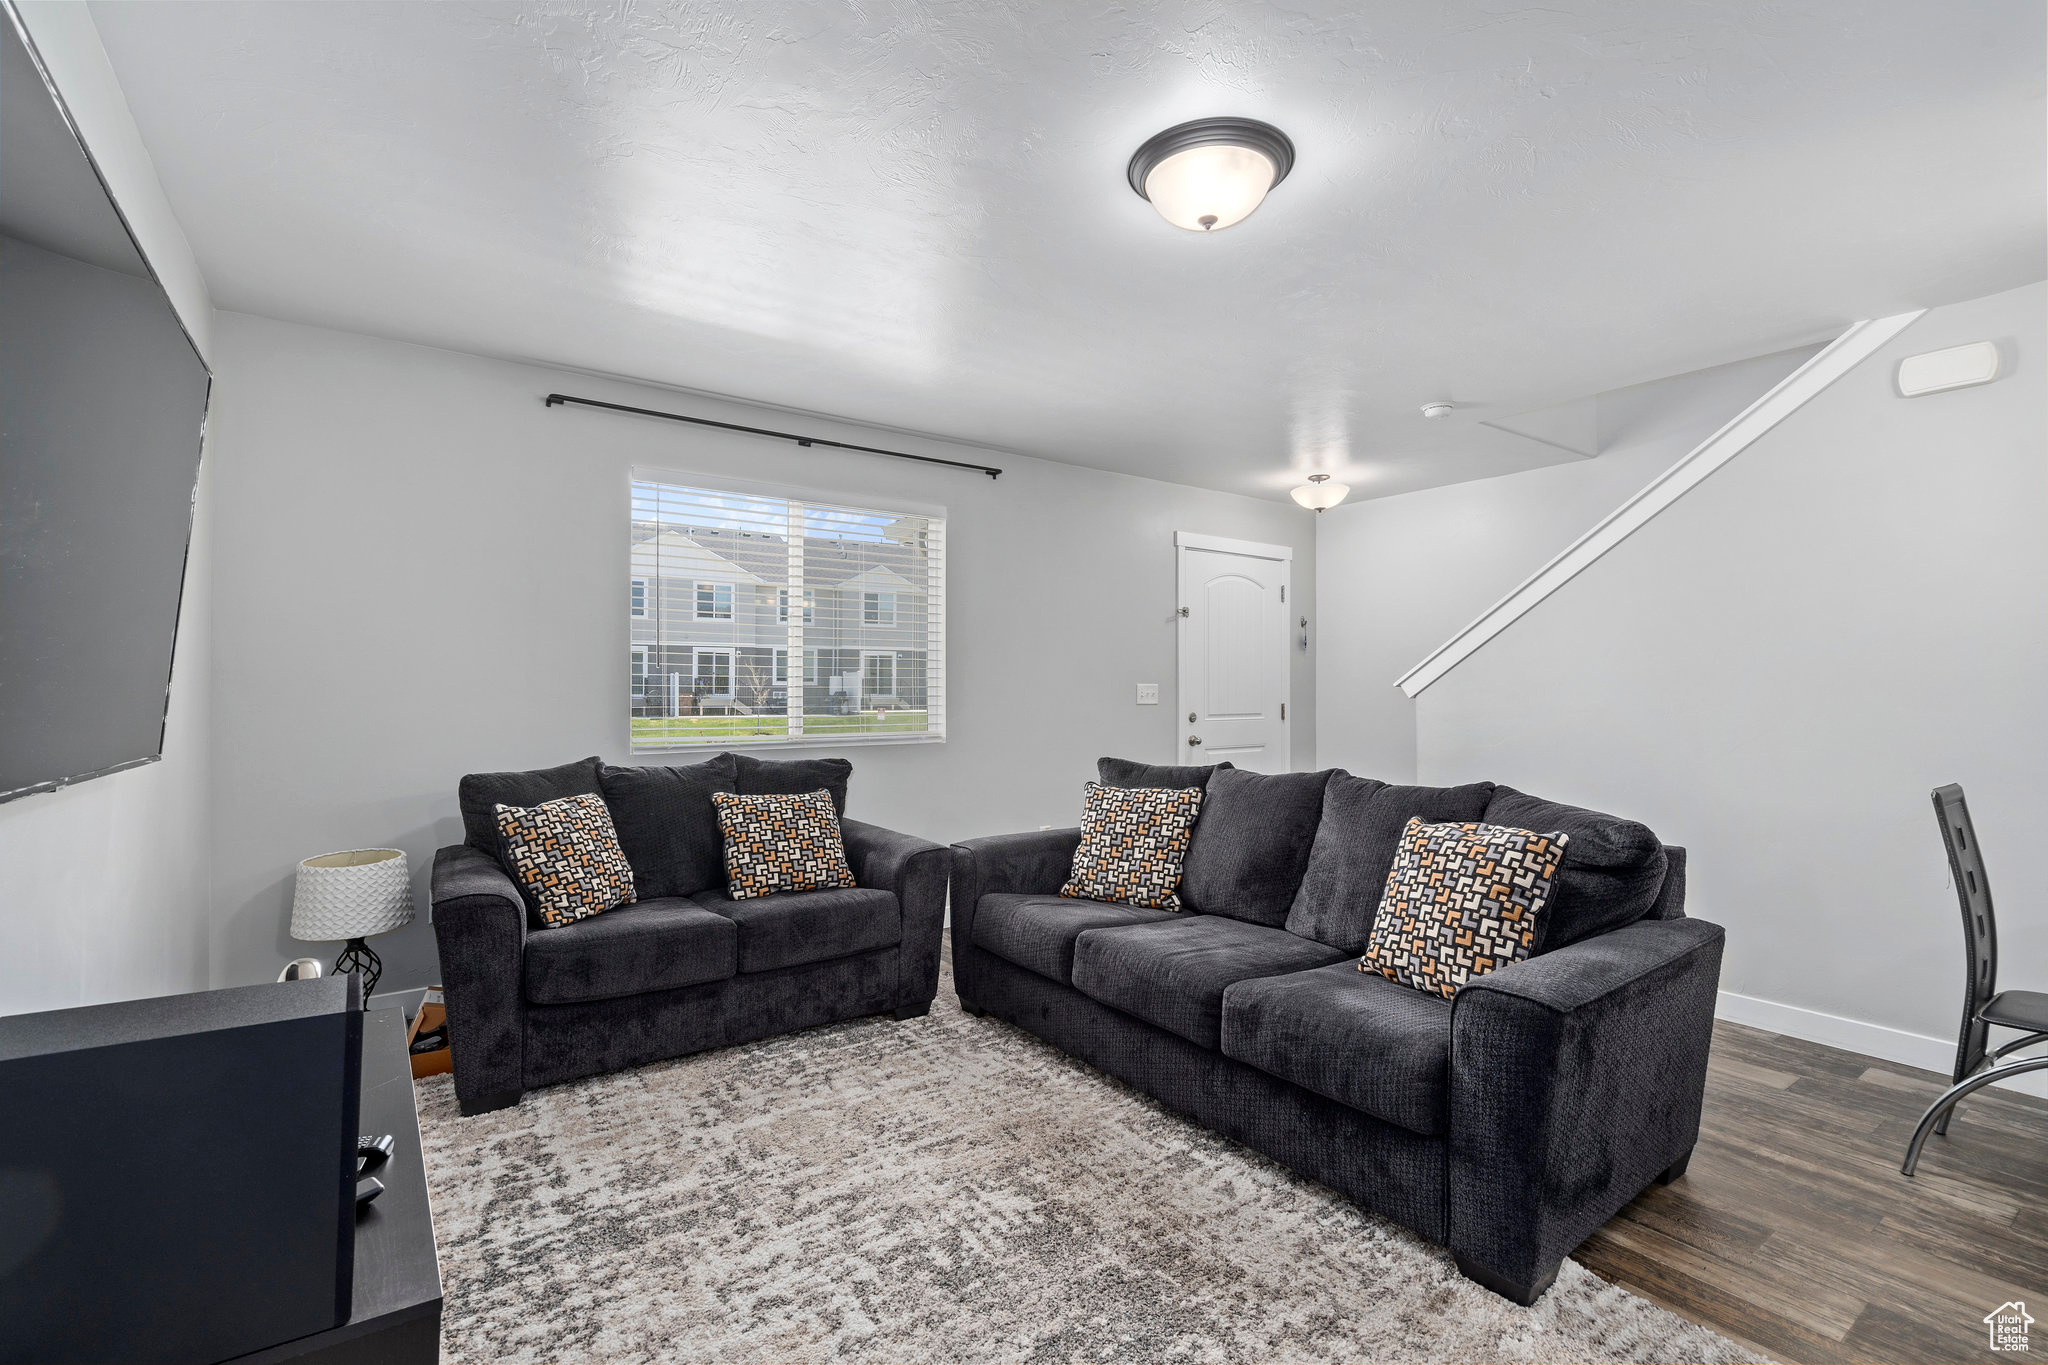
1290, 472, 1350, 512
1128, 117, 1295, 232
1421, 402, 1455, 419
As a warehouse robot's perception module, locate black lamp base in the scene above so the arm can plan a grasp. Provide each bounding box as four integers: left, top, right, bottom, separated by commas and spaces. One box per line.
333, 937, 382, 1001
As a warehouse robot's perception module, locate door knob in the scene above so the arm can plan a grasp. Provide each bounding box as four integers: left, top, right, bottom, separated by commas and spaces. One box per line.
1188, 735, 1203, 746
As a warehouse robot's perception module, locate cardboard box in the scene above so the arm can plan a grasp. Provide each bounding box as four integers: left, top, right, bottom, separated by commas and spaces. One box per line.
406, 987, 451, 1079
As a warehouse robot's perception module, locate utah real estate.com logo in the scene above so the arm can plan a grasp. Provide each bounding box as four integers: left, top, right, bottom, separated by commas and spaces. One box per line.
1986, 1301, 2034, 1352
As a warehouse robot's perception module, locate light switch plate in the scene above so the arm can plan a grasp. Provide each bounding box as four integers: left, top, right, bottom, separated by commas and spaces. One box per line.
1136, 683, 1160, 705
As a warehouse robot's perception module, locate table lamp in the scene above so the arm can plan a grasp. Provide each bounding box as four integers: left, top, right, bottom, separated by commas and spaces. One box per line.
291, 848, 414, 1000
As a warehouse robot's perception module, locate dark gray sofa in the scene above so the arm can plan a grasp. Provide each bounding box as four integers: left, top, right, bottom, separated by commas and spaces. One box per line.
950, 761, 1723, 1306
431, 752, 950, 1116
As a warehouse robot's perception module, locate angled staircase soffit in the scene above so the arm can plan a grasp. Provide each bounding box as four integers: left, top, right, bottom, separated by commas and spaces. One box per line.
1478, 395, 1601, 459
1395, 311, 1926, 699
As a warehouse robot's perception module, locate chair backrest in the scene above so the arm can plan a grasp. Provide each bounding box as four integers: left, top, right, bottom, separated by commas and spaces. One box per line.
1931, 784, 1996, 1081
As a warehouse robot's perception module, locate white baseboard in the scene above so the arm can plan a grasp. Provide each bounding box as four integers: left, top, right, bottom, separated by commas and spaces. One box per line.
1717, 990, 2048, 1099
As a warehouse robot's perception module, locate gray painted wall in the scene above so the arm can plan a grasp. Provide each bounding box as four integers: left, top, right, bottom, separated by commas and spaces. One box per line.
0, 7, 215, 1017
1415, 281, 2046, 1065
1315, 345, 1818, 783
205, 311, 1317, 1000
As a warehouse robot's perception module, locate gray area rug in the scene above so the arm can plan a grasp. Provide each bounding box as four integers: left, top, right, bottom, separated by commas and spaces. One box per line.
416, 956, 1758, 1364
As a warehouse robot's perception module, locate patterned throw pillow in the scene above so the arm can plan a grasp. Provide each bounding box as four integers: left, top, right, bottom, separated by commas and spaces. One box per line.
1360, 817, 1568, 999
710, 789, 857, 900
1060, 781, 1205, 911
495, 793, 637, 928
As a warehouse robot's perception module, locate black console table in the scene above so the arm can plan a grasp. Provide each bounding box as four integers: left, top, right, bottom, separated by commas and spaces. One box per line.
227, 1008, 442, 1364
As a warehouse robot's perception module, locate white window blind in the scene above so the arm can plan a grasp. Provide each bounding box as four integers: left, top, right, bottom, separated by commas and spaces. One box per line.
629, 475, 946, 750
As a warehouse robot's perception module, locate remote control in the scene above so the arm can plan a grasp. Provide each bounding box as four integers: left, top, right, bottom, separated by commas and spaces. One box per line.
357, 1134, 395, 1170
355, 1176, 384, 1212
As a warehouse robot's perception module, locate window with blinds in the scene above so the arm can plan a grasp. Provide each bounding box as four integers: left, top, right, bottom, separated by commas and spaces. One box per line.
629, 475, 946, 750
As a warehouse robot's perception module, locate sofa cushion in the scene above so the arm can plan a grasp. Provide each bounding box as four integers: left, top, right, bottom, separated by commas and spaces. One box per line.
522, 898, 737, 1004
733, 753, 853, 815
1485, 786, 1669, 952
458, 754, 601, 851
971, 893, 1180, 984
597, 755, 738, 900
1360, 818, 1567, 999
1096, 756, 1234, 790
691, 886, 901, 974
711, 790, 857, 899
1061, 781, 1206, 910
1284, 775, 1497, 953
1177, 767, 1335, 926
1220, 962, 1453, 1135
1070, 915, 1348, 1049
494, 793, 638, 929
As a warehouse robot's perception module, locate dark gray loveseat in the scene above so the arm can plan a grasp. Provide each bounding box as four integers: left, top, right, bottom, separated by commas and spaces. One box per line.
431, 752, 950, 1116
951, 759, 1723, 1305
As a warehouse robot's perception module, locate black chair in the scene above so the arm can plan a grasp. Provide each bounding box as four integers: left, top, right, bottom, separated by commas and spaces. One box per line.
1901, 784, 2048, 1175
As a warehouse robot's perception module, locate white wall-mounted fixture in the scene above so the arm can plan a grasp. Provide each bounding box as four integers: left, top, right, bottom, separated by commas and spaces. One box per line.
1421, 402, 1455, 419
1290, 472, 1350, 511
1128, 118, 1295, 232
1897, 341, 2000, 397
1135, 683, 1159, 705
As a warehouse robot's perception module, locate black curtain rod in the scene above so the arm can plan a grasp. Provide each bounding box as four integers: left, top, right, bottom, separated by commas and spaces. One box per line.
544, 393, 1002, 479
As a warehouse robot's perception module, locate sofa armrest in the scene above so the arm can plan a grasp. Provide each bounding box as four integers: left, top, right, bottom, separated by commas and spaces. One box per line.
841, 818, 952, 1012
1447, 916, 1724, 1303
430, 843, 529, 1115
947, 828, 1081, 1006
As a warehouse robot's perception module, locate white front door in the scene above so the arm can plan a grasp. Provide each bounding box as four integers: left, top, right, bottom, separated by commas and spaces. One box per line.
1177, 533, 1291, 773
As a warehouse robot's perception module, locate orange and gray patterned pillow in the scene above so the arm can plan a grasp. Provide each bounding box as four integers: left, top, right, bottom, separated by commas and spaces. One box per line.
710, 789, 856, 900
1060, 780, 1205, 911
495, 793, 637, 928
1360, 817, 1567, 999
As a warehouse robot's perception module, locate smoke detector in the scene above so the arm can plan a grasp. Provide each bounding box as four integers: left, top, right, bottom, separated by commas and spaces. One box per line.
1421, 402, 1455, 419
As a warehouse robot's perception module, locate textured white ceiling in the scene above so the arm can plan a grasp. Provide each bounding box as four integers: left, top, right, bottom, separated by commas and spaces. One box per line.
89, 1, 2045, 499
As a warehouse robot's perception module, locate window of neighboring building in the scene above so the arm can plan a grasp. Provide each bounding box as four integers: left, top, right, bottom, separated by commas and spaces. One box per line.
628, 474, 945, 749
862, 651, 895, 699
776, 588, 815, 624
693, 647, 733, 697
694, 581, 733, 620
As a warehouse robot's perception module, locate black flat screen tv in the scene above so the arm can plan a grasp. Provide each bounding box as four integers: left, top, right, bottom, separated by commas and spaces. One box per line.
0, 10, 212, 802
0, 975, 364, 1363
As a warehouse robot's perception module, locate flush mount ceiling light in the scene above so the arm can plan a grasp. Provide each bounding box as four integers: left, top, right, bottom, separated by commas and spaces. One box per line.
1128, 117, 1295, 232
1291, 472, 1350, 512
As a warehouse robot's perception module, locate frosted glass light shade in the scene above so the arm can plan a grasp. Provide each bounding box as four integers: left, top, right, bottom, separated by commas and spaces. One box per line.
1291, 478, 1351, 511
291, 848, 414, 942
1144, 144, 1278, 232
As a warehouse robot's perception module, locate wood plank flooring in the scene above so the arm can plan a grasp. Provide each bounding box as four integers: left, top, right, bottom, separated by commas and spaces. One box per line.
1575, 1019, 2048, 1363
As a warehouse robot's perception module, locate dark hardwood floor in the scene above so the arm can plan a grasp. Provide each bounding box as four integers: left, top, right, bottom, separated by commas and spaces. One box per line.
1576, 1019, 2048, 1364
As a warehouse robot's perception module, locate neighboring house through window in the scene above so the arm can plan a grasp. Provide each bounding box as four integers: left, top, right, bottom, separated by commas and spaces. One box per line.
629, 473, 946, 750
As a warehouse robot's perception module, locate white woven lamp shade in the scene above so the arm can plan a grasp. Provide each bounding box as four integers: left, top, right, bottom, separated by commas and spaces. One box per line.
291, 849, 414, 942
